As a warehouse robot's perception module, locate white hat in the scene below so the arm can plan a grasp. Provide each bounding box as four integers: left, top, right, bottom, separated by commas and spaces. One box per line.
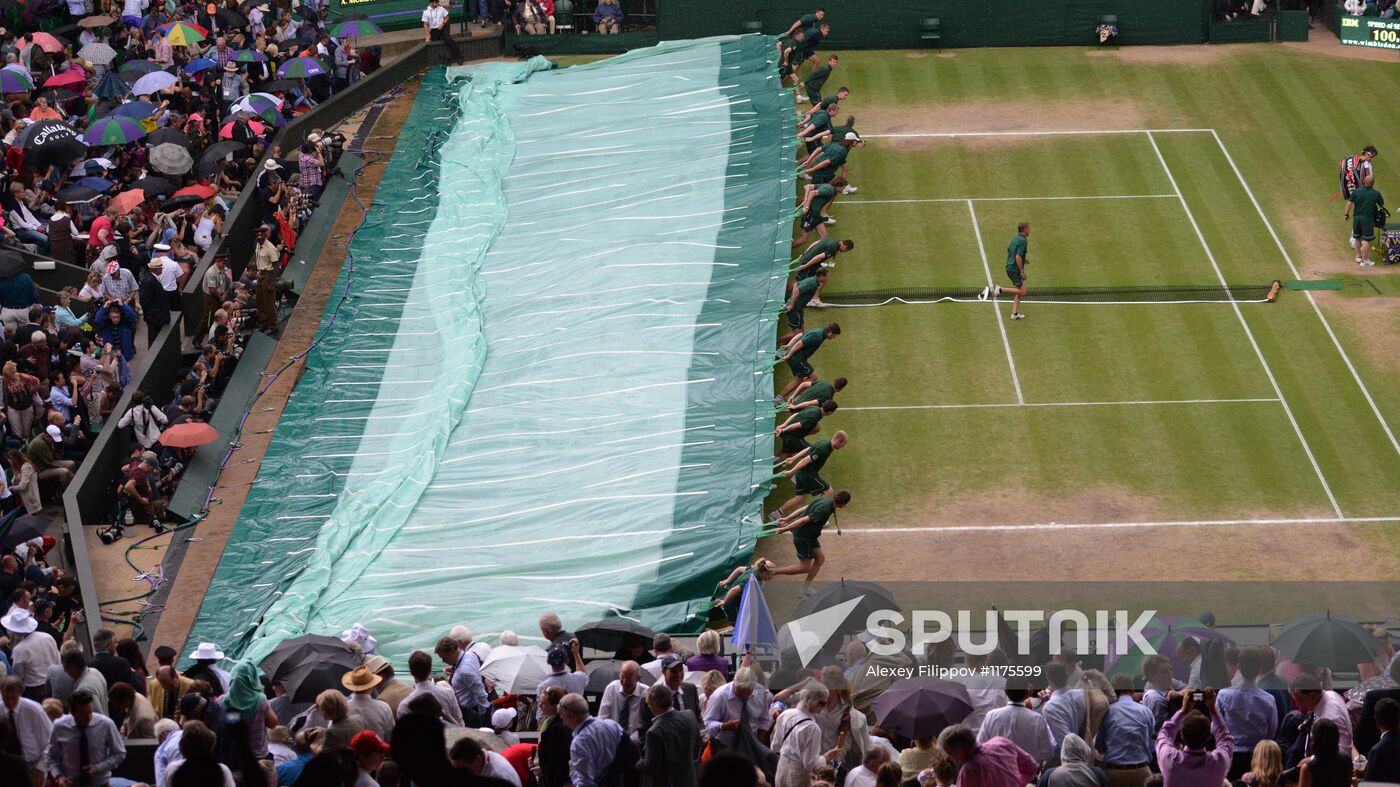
341, 623, 377, 654
45, 424, 63, 443
153, 243, 171, 252
263, 159, 279, 171
491, 707, 517, 730
189, 642, 225, 660
1, 607, 38, 634
843, 132, 860, 141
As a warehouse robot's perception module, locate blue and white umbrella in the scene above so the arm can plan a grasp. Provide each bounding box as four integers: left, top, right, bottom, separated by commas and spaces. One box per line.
731, 575, 779, 652
131, 70, 178, 96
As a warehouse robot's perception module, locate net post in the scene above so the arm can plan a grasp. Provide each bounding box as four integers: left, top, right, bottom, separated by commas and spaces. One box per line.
1267, 280, 1282, 302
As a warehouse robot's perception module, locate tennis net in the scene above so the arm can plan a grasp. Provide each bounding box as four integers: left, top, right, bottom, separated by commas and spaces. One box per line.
819, 281, 1281, 307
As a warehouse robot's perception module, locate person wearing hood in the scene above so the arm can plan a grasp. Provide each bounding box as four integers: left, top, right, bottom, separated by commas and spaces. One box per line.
1037, 734, 1109, 787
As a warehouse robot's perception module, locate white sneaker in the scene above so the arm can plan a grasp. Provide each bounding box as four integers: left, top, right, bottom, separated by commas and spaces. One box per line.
823, 217, 835, 225
842, 185, 858, 194
796, 95, 809, 103
978, 286, 990, 302
1010, 312, 1026, 320
799, 172, 811, 180
773, 395, 785, 408
1355, 256, 1364, 263
1360, 259, 1376, 267
809, 297, 826, 308
798, 585, 816, 599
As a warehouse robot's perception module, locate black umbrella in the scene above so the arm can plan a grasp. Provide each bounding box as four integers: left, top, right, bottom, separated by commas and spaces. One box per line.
274, 39, 300, 53
147, 127, 192, 148
1272, 611, 1383, 670
196, 140, 247, 177
0, 250, 26, 278
583, 659, 628, 693
259, 633, 360, 703
56, 185, 102, 203
574, 619, 655, 654
257, 79, 299, 94
871, 677, 974, 740
296, 4, 319, 24
1, 513, 51, 549
793, 578, 901, 635
218, 8, 249, 28
135, 176, 174, 196
161, 194, 204, 211
39, 88, 79, 104
17, 119, 78, 148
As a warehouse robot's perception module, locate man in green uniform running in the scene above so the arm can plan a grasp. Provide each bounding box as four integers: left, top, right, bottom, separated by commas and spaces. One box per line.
781, 269, 828, 344
801, 133, 863, 185
802, 87, 849, 125
792, 177, 847, 247
778, 323, 841, 401
769, 489, 850, 596
792, 235, 853, 304
980, 220, 1031, 320
787, 376, 846, 411
772, 430, 848, 521
775, 399, 838, 459
1346, 175, 1385, 267
784, 7, 826, 39
800, 54, 838, 105
797, 105, 837, 154
776, 30, 806, 87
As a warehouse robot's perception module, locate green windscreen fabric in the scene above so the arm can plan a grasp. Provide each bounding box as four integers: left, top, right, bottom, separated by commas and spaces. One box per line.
186, 35, 797, 666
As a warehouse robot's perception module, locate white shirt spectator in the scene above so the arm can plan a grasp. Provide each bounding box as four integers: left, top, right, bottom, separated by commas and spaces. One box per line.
771, 708, 824, 772
11, 632, 60, 691
3, 694, 52, 769
597, 678, 649, 739
153, 729, 183, 787
122, 0, 147, 18
701, 681, 773, 749
164, 759, 235, 787
397, 679, 464, 726
423, 3, 449, 30
118, 402, 168, 450
979, 700, 1055, 764
348, 693, 395, 740
844, 763, 879, 787
953, 672, 1008, 730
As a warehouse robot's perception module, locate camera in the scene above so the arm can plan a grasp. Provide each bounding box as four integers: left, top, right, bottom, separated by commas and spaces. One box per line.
98, 523, 124, 544
1190, 691, 1205, 704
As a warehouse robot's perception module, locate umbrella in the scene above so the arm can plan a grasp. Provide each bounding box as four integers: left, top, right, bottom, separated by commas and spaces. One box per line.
0, 69, 33, 93
218, 8, 249, 29
44, 70, 88, 89
72, 157, 115, 176
18, 121, 86, 171
480, 645, 551, 695
174, 184, 216, 199
158, 421, 220, 448
219, 119, 267, 139
158, 20, 209, 37
197, 140, 247, 177
731, 575, 779, 652
110, 189, 148, 215
25, 33, 65, 54
229, 94, 282, 126
83, 116, 146, 146
163, 22, 207, 47
583, 659, 627, 693
1103, 615, 1233, 681
1272, 611, 1383, 671
1, 513, 50, 549
148, 128, 192, 148
110, 102, 157, 120
19, 119, 79, 146
183, 58, 218, 74
40, 89, 80, 104
94, 71, 130, 100
132, 71, 179, 96
574, 619, 655, 654
78, 14, 118, 29
76, 177, 115, 191
259, 79, 300, 93
792, 579, 901, 636
119, 60, 161, 76
259, 633, 361, 703
328, 19, 384, 38
232, 49, 268, 63
0, 250, 25, 278
78, 43, 118, 65
135, 176, 174, 196
161, 194, 205, 211
150, 143, 195, 175
277, 56, 327, 79
56, 185, 102, 203
871, 677, 974, 739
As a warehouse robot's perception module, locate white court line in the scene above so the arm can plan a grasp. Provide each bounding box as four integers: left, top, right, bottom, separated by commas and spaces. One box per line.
839, 515, 1400, 534
862, 128, 1214, 139
1147, 131, 1343, 519
967, 200, 1024, 405
842, 397, 1279, 412
842, 194, 1177, 205
1210, 129, 1400, 461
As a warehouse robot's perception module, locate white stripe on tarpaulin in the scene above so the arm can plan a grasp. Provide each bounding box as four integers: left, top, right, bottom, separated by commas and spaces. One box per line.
840, 516, 1400, 534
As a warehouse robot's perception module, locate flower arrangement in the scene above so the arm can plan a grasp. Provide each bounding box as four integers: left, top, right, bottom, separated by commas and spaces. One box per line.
1096, 23, 1118, 43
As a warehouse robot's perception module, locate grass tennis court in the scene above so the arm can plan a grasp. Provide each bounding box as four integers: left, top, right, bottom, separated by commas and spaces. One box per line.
748, 44, 1400, 582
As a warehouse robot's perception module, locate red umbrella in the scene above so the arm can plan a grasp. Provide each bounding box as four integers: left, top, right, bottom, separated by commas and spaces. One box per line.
44, 70, 88, 88
172, 184, 216, 199
25, 33, 66, 54
159, 421, 221, 448
110, 189, 148, 215
219, 119, 267, 139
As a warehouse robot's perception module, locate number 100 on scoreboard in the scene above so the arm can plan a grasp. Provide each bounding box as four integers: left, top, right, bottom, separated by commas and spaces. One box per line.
1340, 15, 1400, 49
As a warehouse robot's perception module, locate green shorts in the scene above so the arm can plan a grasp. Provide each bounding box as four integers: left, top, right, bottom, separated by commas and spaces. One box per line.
793, 471, 829, 496
1353, 217, 1376, 242
794, 535, 821, 561
780, 432, 810, 455
1005, 264, 1023, 287
785, 306, 805, 331
787, 356, 814, 379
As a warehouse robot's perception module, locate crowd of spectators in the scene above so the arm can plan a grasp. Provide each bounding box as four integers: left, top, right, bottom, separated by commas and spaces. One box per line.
2, 603, 1397, 787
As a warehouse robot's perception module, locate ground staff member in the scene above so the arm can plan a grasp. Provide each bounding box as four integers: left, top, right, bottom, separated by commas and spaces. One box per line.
1346, 174, 1385, 267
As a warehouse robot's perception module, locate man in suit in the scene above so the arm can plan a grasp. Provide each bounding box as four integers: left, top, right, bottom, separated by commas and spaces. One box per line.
639, 684, 700, 787
640, 655, 702, 733
1364, 697, 1400, 783
1355, 659, 1400, 755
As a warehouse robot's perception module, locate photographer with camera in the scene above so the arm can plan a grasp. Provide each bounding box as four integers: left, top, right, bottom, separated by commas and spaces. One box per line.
1155, 688, 1233, 787
116, 390, 168, 452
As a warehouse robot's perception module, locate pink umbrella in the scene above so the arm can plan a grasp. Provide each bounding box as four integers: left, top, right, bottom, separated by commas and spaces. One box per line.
219, 119, 267, 139
110, 189, 148, 215
24, 33, 65, 54
44, 70, 88, 89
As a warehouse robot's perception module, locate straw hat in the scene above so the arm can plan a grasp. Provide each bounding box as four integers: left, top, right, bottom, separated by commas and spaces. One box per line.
341, 665, 383, 692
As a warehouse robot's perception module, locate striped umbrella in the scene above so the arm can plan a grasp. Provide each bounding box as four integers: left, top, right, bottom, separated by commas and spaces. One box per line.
119, 60, 162, 76
0, 69, 33, 93
275, 57, 327, 79
327, 19, 383, 38
229, 94, 282, 126
162, 22, 207, 47
157, 20, 209, 36
83, 116, 147, 145
232, 49, 268, 63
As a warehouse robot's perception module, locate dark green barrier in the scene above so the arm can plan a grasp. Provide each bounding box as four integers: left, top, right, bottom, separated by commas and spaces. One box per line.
1209, 18, 1273, 43
505, 30, 659, 55
1276, 10, 1310, 41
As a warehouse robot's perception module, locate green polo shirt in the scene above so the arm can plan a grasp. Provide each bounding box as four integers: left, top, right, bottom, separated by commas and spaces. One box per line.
795, 496, 836, 541
793, 328, 827, 360
1006, 233, 1028, 272
807, 183, 837, 215
797, 237, 840, 269
1351, 186, 1384, 222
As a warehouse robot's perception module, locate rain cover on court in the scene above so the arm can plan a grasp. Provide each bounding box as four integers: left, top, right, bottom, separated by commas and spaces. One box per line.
186, 36, 798, 665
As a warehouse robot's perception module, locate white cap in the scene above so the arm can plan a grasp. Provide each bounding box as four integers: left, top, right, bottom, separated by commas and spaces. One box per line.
491, 707, 517, 729
843, 132, 860, 141
45, 424, 62, 443
153, 243, 171, 252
